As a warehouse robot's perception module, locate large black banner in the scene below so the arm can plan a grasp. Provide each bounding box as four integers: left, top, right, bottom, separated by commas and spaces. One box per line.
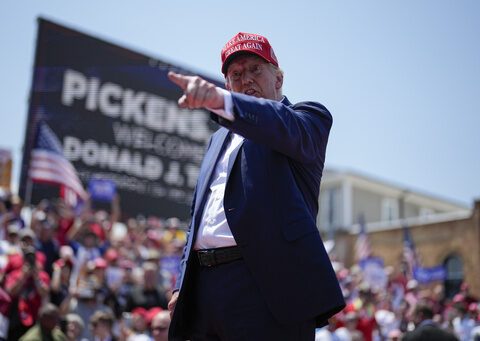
19, 18, 222, 219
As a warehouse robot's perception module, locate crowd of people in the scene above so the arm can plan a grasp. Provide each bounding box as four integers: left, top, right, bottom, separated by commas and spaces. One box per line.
316, 254, 480, 340
0, 191, 185, 341
0, 190, 479, 341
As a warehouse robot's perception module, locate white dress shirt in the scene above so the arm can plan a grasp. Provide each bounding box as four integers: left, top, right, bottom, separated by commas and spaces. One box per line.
194, 89, 241, 250
193, 91, 287, 250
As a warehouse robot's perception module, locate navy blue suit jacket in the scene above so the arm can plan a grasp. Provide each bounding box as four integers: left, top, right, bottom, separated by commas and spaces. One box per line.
169, 93, 345, 339
402, 322, 459, 341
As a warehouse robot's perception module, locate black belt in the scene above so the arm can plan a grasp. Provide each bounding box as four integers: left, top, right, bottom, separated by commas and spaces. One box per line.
195, 246, 242, 267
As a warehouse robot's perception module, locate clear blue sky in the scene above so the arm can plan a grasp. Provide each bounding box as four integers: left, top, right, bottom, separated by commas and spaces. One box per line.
1, 0, 479, 206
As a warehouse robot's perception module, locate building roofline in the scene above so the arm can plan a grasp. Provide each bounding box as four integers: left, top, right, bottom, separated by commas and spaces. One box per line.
350, 210, 472, 234
322, 165, 470, 210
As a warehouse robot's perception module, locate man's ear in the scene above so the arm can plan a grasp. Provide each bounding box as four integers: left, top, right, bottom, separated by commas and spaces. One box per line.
225, 80, 231, 91
275, 72, 283, 90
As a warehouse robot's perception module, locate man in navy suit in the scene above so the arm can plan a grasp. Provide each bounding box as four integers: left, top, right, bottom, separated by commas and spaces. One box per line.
402, 302, 459, 341
167, 32, 345, 341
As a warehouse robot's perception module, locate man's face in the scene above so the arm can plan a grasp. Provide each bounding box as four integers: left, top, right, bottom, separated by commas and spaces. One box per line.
144, 268, 157, 288
413, 311, 424, 326
66, 321, 82, 339
40, 312, 59, 332
225, 54, 283, 101
21, 236, 34, 249
92, 321, 110, 338
132, 314, 146, 332
60, 266, 71, 282
151, 313, 170, 341
7, 232, 18, 244
39, 225, 53, 242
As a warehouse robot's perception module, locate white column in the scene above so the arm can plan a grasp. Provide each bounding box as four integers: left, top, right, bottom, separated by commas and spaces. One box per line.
342, 178, 352, 230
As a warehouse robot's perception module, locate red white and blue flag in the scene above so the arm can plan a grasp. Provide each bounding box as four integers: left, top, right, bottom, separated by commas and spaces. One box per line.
402, 224, 421, 279
355, 213, 372, 262
29, 122, 87, 204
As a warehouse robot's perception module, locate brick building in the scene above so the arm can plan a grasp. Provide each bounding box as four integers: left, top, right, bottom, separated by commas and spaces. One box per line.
317, 168, 478, 298
342, 200, 480, 298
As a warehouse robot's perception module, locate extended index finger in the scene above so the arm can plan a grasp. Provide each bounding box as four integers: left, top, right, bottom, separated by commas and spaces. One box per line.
168, 71, 188, 90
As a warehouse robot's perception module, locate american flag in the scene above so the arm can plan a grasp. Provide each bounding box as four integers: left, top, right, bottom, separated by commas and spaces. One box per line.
402, 224, 421, 279
355, 213, 372, 262
29, 122, 87, 201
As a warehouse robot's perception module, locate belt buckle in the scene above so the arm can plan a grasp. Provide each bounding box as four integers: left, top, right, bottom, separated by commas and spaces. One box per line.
198, 249, 216, 267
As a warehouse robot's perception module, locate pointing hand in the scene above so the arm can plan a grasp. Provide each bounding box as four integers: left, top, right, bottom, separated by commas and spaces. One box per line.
168, 72, 224, 110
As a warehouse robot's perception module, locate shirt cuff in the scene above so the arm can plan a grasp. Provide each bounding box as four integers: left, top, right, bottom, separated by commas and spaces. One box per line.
208, 88, 234, 121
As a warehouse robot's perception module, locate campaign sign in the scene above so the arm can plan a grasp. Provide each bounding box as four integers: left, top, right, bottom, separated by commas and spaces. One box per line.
88, 178, 116, 202
19, 18, 222, 219
360, 257, 387, 291
161, 254, 182, 277
414, 265, 446, 284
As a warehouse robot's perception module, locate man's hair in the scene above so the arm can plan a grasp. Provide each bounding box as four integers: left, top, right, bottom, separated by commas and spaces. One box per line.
142, 261, 158, 272
268, 63, 284, 77
66, 313, 85, 330
414, 301, 434, 320
152, 310, 171, 324
38, 303, 59, 318
268, 63, 284, 96
90, 310, 114, 327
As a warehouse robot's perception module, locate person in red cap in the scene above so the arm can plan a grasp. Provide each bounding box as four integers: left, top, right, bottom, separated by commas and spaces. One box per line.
167, 32, 344, 340
150, 310, 170, 341
4, 245, 50, 340
127, 307, 150, 340
91, 257, 122, 319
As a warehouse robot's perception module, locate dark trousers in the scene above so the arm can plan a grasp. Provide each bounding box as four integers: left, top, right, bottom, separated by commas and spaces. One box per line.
187, 257, 315, 341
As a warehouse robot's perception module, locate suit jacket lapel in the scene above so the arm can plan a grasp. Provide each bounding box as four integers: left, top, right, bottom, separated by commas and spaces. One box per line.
194, 97, 289, 218
281, 96, 292, 107
226, 135, 244, 181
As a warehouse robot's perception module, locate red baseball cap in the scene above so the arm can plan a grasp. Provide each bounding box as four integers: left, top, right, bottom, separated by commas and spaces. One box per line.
105, 249, 119, 262
89, 223, 105, 240
146, 307, 164, 325
93, 257, 108, 269
221, 32, 279, 75
131, 307, 147, 318
54, 258, 73, 269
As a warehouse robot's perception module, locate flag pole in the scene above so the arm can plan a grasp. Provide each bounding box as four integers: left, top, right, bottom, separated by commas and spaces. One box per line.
24, 122, 39, 208
24, 177, 33, 208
